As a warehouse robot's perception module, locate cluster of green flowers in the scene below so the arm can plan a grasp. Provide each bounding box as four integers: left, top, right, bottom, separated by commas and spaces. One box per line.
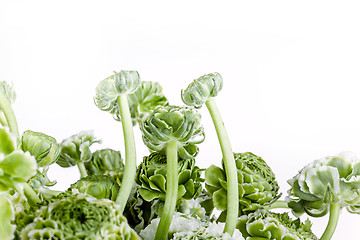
0, 73, 359, 240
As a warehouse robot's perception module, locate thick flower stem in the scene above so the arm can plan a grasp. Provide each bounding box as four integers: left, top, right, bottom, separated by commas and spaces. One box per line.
23, 182, 41, 205
155, 140, 178, 240
320, 202, 341, 240
115, 94, 137, 213
0, 113, 7, 126
205, 98, 238, 235
77, 162, 88, 178
0, 90, 19, 138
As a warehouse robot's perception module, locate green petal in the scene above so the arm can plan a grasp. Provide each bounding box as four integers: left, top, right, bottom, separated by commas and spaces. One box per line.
148, 174, 166, 192
0, 150, 36, 180
205, 165, 225, 188
213, 188, 227, 210
0, 128, 16, 155
0, 195, 15, 240
139, 188, 160, 202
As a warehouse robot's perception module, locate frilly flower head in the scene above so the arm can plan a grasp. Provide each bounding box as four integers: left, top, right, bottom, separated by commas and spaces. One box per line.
286, 151, 360, 217
113, 70, 141, 94
21, 130, 60, 167
135, 152, 203, 202
140, 105, 205, 159
94, 70, 140, 112
140, 212, 244, 240
237, 209, 317, 240
205, 152, 280, 216
126, 81, 169, 124
68, 174, 120, 201
84, 148, 124, 175
56, 130, 101, 168
181, 72, 223, 108
16, 193, 141, 240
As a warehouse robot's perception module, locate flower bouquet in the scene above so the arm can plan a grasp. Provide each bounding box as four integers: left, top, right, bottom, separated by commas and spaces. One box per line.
0, 71, 359, 240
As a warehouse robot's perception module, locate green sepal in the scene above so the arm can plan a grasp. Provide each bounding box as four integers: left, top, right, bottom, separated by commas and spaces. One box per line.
0, 128, 16, 155
0, 194, 15, 240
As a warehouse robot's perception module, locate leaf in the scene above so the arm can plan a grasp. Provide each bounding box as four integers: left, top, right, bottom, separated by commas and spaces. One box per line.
205, 165, 225, 188
0, 195, 15, 240
213, 188, 227, 211
0, 128, 16, 155
0, 150, 36, 180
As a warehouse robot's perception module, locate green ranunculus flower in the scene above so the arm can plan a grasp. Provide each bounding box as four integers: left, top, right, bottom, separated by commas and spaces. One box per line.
84, 148, 124, 175
16, 192, 141, 240
286, 152, 360, 217
140, 105, 205, 159
140, 212, 244, 240
113, 70, 141, 94
205, 152, 280, 217
94, 70, 145, 123
21, 130, 60, 167
237, 209, 317, 240
68, 174, 120, 201
181, 72, 223, 108
126, 81, 169, 125
136, 152, 203, 202
56, 130, 101, 168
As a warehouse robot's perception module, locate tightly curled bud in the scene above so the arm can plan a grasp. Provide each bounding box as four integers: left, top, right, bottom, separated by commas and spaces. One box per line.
94, 71, 145, 123
94, 76, 119, 113
135, 152, 203, 202
114, 70, 141, 94
84, 148, 124, 175
181, 72, 223, 108
237, 209, 317, 240
0, 81, 16, 104
57, 131, 101, 168
68, 174, 120, 201
21, 130, 60, 167
286, 152, 360, 217
140, 105, 205, 159
205, 152, 280, 215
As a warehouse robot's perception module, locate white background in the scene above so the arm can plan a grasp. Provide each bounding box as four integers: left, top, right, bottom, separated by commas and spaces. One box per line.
1, 1, 360, 238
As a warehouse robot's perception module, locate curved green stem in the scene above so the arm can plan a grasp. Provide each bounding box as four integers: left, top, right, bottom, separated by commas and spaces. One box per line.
77, 162, 88, 178
0, 112, 7, 126
0, 90, 19, 138
264, 200, 289, 210
205, 98, 238, 235
155, 140, 178, 240
23, 182, 41, 205
40, 188, 62, 197
115, 94, 137, 213
320, 202, 341, 240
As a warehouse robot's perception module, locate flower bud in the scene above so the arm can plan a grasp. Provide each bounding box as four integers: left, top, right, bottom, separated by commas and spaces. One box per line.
140, 105, 205, 159
114, 70, 141, 94
181, 72, 223, 108
21, 130, 60, 167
